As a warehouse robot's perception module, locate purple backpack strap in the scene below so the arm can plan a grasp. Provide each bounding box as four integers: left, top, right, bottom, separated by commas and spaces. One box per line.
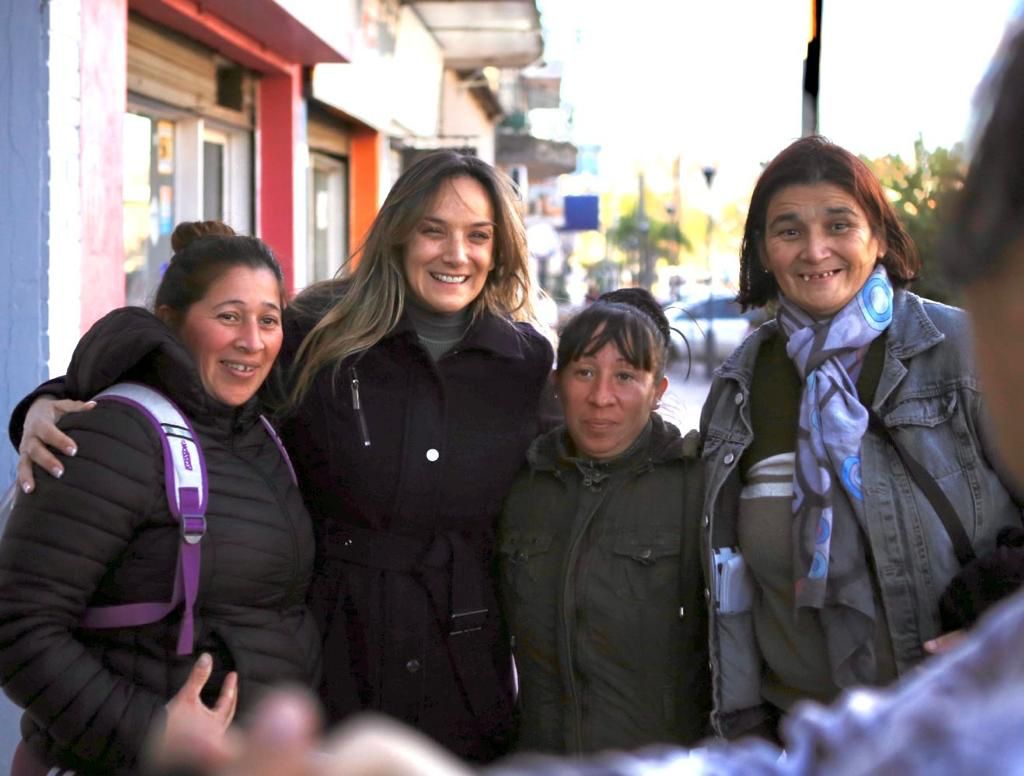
79, 382, 207, 655
259, 415, 298, 486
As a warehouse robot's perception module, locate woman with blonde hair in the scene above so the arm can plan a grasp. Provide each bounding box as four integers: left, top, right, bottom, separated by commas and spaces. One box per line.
280, 150, 552, 761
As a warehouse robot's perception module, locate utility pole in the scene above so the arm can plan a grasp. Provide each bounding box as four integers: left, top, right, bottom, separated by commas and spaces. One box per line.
637, 171, 652, 291
702, 165, 717, 378
802, 0, 823, 136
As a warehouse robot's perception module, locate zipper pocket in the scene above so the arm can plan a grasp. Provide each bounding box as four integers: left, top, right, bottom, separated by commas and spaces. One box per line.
349, 367, 371, 447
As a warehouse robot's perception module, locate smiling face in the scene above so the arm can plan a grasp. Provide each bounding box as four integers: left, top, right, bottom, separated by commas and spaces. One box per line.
558, 339, 668, 461
403, 176, 496, 314
762, 182, 886, 318
174, 265, 283, 406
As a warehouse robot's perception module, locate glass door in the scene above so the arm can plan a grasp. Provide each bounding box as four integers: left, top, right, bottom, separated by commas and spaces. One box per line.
307, 152, 349, 284
123, 112, 176, 307
202, 129, 228, 222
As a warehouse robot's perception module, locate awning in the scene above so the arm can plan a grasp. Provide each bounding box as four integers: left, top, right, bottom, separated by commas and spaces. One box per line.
130, 0, 352, 70
406, 1, 543, 69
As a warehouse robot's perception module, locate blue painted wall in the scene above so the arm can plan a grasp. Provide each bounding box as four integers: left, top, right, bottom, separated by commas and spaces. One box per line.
0, 0, 50, 484
0, 0, 51, 766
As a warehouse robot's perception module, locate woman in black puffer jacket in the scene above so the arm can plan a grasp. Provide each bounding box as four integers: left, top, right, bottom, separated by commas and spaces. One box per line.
0, 222, 319, 774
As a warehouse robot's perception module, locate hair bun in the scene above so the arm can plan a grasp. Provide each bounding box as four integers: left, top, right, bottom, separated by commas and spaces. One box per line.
171, 220, 236, 253
598, 287, 671, 345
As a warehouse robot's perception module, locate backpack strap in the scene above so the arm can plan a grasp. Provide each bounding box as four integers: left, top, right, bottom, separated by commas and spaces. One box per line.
259, 415, 298, 486
79, 382, 207, 655
868, 408, 977, 567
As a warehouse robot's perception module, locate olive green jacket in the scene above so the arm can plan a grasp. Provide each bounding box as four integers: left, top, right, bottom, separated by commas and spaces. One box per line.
498, 415, 711, 755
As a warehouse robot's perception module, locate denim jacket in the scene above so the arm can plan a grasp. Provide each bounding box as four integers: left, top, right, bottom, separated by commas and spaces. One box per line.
699, 290, 1023, 738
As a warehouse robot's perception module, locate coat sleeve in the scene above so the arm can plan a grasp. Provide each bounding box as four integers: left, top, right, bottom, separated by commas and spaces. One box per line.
0, 403, 169, 770
7, 376, 70, 450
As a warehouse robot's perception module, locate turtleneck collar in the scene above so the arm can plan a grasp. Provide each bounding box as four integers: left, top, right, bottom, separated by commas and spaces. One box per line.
404, 296, 472, 361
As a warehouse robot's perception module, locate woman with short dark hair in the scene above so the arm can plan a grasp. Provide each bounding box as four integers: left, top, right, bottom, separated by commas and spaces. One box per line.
701, 135, 1023, 741
499, 288, 710, 754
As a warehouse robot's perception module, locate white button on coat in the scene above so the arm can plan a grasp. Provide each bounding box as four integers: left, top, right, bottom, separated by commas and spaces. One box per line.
426, 448, 440, 462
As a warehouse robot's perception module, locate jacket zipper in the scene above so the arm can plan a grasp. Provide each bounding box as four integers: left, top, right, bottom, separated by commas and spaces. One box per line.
561, 483, 615, 753
349, 366, 371, 447
231, 433, 304, 609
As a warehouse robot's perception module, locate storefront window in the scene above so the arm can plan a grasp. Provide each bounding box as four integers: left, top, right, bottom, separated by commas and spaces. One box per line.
203, 133, 227, 221
123, 112, 176, 307
307, 152, 349, 283
123, 111, 252, 304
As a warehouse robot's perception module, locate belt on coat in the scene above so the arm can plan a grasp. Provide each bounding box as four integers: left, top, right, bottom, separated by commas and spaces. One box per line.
324, 523, 509, 721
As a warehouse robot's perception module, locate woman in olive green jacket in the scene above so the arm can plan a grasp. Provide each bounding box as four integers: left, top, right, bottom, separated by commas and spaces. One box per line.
498, 289, 710, 755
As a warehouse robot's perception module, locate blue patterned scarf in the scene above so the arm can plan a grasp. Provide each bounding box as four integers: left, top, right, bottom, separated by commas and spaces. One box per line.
777, 265, 894, 684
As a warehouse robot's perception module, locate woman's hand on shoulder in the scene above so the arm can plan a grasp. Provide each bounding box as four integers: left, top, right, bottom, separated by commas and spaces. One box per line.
17, 397, 96, 494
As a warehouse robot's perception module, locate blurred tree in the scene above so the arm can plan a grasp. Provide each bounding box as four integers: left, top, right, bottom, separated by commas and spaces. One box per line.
605, 208, 691, 266
864, 138, 967, 304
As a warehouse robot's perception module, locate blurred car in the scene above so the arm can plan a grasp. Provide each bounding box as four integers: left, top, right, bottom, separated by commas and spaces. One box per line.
664, 294, 759, 366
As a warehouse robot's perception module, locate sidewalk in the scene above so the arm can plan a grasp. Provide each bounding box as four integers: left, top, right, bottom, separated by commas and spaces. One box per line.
659, 359, 714, 433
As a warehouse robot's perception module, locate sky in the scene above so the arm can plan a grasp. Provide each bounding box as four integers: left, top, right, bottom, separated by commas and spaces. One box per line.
536, 0, 1019, 203
820, 0, 1019, 159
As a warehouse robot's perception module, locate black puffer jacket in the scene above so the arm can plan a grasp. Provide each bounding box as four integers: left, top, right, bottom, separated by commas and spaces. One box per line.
0, 307, 319, 774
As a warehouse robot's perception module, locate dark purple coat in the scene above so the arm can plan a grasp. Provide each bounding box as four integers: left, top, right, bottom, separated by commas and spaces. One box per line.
280, 287, 553, 762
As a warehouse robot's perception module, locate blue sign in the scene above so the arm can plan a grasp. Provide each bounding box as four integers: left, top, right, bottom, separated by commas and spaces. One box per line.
563, 195, 599, 231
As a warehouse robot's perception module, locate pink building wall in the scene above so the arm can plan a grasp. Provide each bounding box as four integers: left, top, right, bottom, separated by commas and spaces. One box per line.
79, 0, 127, 330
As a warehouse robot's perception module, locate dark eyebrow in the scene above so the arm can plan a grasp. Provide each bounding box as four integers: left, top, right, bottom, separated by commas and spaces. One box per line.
213, 299, 282, 312
768, 205, 860, 230
824, 206, 859, 217
422, 216, 496, 228
767, 212, 800, 230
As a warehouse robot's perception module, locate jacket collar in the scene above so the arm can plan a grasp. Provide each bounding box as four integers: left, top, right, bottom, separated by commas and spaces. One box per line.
872, 290, 946, 410
714, 319, 771, 387
526, 414, 692, 474
884, 289, 945, 358
391, 307, 532, 361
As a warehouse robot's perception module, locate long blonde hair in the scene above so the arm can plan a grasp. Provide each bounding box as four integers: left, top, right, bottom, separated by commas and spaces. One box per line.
288, 151, 536, 407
